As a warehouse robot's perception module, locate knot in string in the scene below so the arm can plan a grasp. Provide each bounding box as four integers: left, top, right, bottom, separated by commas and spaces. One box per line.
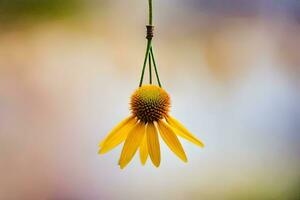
139, 0, 161, 88
146, 25, 154, 40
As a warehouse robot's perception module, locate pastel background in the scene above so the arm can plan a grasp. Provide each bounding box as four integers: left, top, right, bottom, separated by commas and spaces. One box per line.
0, 0, 299, 199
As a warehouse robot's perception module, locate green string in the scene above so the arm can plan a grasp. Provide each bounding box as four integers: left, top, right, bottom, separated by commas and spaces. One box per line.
138, 0, 162, 87
148, 0, 152, 25
139, 40, 152, 87
150, 47, 161, 87
148, 51, 152, 84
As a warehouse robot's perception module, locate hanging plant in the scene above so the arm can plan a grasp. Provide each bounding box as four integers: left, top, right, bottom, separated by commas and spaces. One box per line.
99, 0, 204, 169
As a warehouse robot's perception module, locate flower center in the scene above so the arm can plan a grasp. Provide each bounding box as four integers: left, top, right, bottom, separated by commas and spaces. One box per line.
130, 85, 170, 123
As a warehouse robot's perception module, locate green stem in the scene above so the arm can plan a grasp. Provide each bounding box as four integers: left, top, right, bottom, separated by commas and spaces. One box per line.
139, 40, 152, 87
149, 0, 152, 25
148, 51, 152, 84
150, 47, 162, 87
139, 0, 158, 87
148, 0, 153, 84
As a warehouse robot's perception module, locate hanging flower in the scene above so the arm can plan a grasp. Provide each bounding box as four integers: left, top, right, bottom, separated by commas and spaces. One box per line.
98, 0, 204, 169
99, 85, 204, 169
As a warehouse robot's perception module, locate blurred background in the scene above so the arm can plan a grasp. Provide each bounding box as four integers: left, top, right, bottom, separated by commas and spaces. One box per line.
0, 0, 299, 199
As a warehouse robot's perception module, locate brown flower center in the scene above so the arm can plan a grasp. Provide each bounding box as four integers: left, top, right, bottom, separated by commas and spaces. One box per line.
130, 85, 170, 123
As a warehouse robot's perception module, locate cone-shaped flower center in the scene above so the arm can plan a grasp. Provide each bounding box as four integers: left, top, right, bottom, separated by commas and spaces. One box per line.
130, 85, 170, 123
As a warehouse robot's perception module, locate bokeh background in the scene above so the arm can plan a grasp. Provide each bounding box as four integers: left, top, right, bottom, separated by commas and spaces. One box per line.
0, 0, 299, 199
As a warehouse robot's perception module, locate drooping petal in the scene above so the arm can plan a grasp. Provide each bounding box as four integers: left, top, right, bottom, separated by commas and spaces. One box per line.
99, 116, 134, 147
166, 116, 204, 147
99, 116, 137, 154
139, 133, 148, 165
157, 120, 187, 162
146, 122, 161, 167
119, 122, 146, 169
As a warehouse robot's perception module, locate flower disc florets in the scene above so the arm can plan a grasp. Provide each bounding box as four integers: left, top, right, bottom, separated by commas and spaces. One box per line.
130, 85, 170, 123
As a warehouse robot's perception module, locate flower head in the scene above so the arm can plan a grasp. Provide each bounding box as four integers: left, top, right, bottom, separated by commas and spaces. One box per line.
99, 85, 204, 169
130, 85, 170, 123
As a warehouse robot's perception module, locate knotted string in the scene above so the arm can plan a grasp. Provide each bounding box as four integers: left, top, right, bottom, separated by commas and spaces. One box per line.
139, 0, 162, 87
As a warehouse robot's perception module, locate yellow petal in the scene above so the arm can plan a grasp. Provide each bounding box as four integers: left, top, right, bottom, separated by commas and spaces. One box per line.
99, 116, 134, 147
119, 122, 146, 169
99, 116, 137, 154
166, 116, 204, 147
139, 133, 148, 165
157, 120, 187, 162
146, 122, 161, 167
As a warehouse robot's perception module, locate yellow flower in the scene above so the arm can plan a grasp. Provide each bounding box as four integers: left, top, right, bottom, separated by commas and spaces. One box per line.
99, 85, 204, 169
